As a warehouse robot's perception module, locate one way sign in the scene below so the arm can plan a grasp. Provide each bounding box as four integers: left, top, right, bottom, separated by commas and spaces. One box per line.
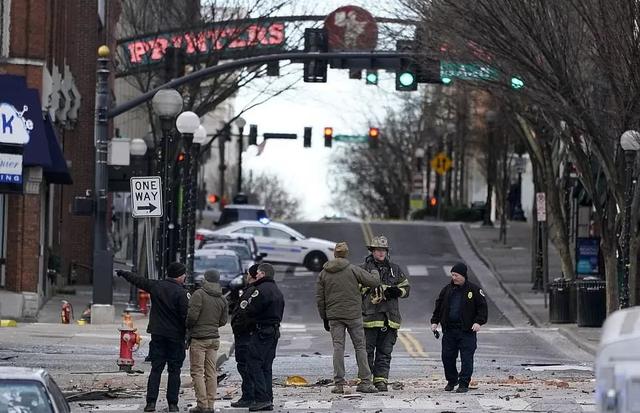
130, 176, 163, 218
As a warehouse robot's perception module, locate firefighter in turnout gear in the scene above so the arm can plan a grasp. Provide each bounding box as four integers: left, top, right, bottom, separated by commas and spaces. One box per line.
360, 236, 410, 392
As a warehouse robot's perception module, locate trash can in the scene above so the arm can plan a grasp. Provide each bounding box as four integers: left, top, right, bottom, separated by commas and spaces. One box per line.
549, 278, 576, 323
576, 277, 606, 327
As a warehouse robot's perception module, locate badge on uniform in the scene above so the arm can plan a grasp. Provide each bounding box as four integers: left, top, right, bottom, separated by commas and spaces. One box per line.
187, 292, 192, 300
467, 291, 473, 299
251, 290, 260, 298
240, 300, 249, 309
479, 289, 485, 297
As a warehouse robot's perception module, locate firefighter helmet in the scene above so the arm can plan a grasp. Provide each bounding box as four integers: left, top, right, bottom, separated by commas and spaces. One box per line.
368, 235, 389, 250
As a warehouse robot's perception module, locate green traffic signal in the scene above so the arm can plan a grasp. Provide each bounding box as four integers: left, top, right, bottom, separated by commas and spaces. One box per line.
399, 72, 415, 87
366, 70, 378, 85
510, 76, 524, 89
441, 76, 452, 85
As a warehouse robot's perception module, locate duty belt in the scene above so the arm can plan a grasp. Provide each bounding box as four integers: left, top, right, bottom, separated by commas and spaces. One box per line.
256, 323, 280, 330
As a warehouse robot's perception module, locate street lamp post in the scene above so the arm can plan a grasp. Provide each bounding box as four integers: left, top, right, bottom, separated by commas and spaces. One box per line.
92, 46, 113, 310
619, 130, 640, 309
187, 125, 207, 281
483, 110, 497, 226
176, 112, 201, 270
125, 137, 148, 313
151, 89, 183, 279
234, 117, 246, 195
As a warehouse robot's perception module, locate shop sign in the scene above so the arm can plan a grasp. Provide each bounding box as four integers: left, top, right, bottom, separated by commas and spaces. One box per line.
0, 103, 34, 145
0, 153, 23, 184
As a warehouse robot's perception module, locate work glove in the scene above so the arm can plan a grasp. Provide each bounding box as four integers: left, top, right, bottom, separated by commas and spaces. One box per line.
323, 319, 330, 332
384, 286, 403, 299
115, 269, 131, 278
370, 286, 385, 304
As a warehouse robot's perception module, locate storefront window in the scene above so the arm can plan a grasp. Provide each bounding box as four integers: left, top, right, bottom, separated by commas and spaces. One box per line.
0, 194, 6, 288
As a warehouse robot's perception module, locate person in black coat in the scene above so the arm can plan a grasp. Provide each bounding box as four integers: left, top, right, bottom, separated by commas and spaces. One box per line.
430, 262, 488, 393
117, 262, 190, 412
237, 263, 285, 412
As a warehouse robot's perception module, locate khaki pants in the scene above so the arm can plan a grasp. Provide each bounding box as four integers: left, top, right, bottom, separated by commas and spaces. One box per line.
189, 338, 220, 409
329, 318, 372, 385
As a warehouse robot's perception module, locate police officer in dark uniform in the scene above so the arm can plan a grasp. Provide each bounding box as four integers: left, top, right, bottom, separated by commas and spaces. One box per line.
237, 263, 284, 412
117, 262, 190, 412
229, 264, 259, 408
430, 262, 488, 393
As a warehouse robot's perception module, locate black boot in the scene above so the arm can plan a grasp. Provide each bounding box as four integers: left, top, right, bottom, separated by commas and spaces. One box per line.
444, 381, 457, 391
231, 399, 253, 408
168, 403, 179, 412
143, 402, 156, 412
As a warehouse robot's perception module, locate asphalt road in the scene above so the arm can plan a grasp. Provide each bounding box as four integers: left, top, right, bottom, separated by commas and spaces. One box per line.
0, 221, 597, 412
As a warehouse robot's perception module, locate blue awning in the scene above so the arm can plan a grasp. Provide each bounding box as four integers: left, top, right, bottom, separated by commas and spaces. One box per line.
0, 75, 71, 185
43, 115, 72, 185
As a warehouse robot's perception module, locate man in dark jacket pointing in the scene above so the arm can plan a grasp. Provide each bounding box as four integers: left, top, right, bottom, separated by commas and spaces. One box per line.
117, 262, 190, 412
430, 262, 488, 393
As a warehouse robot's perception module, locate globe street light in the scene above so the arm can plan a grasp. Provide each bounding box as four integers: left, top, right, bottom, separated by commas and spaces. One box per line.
234, 117, 247, 195
176, 112, 201, 271
152, 89, 183, 279
619, 130, 640, 308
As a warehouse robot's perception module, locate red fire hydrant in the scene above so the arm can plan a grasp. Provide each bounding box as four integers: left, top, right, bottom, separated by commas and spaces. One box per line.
138, 290, 150, 315
61, 301, 73, 324
117, 326, 142, 372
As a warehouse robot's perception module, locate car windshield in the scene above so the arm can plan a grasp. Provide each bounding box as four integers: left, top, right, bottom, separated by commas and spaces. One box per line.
203, 244, 251, 260
194, 255, 240, 273
0, 379, 54, 413
282, 226, 306, 240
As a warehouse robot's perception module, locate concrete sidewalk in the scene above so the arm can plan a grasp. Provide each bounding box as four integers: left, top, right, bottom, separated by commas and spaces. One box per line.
462, 221, 601, 356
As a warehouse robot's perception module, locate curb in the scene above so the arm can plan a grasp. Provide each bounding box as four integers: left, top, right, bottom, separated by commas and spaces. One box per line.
557, 327, 598, 356
460, 224, 543, 328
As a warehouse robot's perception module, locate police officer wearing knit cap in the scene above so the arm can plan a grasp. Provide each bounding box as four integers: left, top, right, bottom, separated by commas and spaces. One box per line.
237, 263, 284, 411
430, 262, 488, 393
117, 262, 190, 412
229, 264, 260, 408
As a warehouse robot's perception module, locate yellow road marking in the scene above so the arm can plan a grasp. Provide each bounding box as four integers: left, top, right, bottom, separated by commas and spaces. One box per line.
360, 222, 373, 245
398, 331, 429, 359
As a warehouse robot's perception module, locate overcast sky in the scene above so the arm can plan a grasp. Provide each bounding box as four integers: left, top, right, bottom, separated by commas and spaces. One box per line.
235, 1, 415, 220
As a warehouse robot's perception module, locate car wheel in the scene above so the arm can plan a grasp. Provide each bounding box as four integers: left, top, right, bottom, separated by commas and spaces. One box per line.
304, 251, 327, 272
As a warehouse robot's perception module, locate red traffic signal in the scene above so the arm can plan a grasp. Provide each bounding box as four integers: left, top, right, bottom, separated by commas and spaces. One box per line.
177, 152, 186, 162
324, 127, 333, 148
207, 194, 219, 204
369, 127, 379, 138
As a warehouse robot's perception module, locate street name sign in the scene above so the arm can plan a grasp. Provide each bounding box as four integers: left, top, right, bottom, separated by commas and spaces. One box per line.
130, 176, 163, 218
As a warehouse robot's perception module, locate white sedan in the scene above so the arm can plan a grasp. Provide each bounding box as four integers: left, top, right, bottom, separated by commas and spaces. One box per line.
213, 220, 335, 272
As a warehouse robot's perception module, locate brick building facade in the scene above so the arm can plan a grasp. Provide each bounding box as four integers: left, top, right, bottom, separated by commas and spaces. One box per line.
0, 0, 120, 319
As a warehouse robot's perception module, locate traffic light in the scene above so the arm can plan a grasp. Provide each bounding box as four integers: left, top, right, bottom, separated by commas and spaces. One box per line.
510, 76, 524, 89
366, 70, 378, 85
207, 194, 219, 204
324, 127, 333, 148
349, 68, 362, 79
396, 60, 417, 91
303, 28, 328, 83
177, 151, 186, 162
248, 124, 258, 146
369, 127, 379, 149
303, 127, 312, 148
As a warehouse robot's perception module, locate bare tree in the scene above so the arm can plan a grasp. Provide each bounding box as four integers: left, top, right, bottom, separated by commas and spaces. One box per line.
403, 0, 640, 310
244, 173, 301, 220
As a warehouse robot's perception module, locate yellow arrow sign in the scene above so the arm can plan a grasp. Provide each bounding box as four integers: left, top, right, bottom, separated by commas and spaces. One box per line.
431, 152, 453, 175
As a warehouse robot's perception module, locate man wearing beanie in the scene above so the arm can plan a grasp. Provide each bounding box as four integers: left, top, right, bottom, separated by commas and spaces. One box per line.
430, 262, 488, 393
186, 270, 228, 412
316, 242, 381, 394
237, 263, 284, 411
116, 262, 190, 412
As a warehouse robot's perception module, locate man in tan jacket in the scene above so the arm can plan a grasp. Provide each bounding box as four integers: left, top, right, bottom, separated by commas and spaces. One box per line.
316, 242, 381, 394
187, 270, 228, 413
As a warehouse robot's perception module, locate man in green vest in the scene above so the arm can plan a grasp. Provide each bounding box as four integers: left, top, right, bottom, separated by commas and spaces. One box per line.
360, 236, 410, 392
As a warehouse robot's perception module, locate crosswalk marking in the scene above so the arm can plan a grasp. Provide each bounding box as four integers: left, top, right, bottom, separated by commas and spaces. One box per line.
407, 265, 429, 276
